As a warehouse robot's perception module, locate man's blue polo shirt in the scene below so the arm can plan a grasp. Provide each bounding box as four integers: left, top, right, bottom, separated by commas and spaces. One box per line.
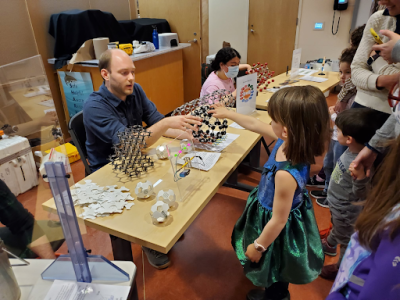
83, 83, 164, 171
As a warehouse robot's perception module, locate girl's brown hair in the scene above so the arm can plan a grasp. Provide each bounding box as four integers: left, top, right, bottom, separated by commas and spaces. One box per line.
355, 135, 400, 251
268, 86, 330, 165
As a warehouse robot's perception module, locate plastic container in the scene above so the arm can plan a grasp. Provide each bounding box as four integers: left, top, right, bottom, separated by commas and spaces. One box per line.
45, 143, 80, 164
0, 136, 38, 196
152, 26, 159, 49
0, 240, 21, 300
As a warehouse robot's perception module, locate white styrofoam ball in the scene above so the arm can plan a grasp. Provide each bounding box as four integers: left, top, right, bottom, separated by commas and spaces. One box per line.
157, 189, 176, 206
135, 181, 153, 198
180, 139, 194, 153
151, 200, 170, 223
156, 145, 169, 159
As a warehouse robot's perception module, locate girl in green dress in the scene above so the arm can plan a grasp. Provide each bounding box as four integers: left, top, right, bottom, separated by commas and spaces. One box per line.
210, 86, 331, 300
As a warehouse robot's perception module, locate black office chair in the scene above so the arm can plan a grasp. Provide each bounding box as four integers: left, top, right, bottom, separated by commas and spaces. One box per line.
68, 111, 91, 176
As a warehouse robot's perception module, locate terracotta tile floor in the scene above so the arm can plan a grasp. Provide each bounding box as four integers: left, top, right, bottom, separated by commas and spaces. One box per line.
17, 93, 339, 300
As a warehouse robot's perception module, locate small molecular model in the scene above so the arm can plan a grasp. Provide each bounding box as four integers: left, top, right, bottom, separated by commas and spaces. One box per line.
171, 90, 232, 146
156, 144, 169, 159
151, 201, 170, 223
108, 125, 154, 177
135, 181, 154, 199
246, 62, 275, 92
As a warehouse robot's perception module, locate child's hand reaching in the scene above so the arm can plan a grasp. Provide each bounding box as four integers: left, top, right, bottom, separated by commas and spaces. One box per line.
349, 162, 366, 180
334, 101, 347, 113
208, 105, 232, 119
245, 244, 262, 263
328, 106, 336, 115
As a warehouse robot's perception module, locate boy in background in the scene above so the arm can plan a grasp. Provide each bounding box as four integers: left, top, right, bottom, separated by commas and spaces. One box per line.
319, 108, 387, 280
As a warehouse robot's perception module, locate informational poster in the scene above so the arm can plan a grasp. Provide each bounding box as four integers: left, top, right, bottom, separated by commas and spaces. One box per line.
290, 48, 302, 79
58, 71, 94, 118
236, 73, 257, 115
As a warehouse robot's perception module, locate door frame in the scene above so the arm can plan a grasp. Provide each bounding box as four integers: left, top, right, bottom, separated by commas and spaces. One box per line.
294, 0, 304, 49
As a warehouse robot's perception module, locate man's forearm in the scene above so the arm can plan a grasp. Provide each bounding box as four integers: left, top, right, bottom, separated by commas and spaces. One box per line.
145, 119, 169, 146
163, 128, 192, 140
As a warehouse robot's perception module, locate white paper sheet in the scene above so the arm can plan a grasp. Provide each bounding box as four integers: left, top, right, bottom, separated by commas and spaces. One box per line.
298, 68, 316, 76
229, 122, 245, 130
38, 99, 55, 107
266, 85, 293, 95
177, 151, 221, 171
42, 280, 130, 300
301, 76, 328, 83
290, 48, 302, 79
236, 73, 257, 115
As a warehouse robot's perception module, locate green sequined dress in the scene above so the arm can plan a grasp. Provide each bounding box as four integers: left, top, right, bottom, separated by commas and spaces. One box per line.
232, 139, 324, 288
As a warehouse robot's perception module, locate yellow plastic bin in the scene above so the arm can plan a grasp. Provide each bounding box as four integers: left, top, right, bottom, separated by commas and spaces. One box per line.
45, 143, 80, 164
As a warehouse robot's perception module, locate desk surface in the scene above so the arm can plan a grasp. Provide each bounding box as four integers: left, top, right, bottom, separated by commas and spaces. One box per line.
256, 71, 340, 110
9, 87, 55, 143
42, 110, 271, 253
12, 259, 136, 300
48, 43, 191, 67
9, 87, 55, 121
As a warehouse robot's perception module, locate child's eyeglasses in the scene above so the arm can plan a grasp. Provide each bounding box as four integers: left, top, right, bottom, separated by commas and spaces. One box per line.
388, 83, 400, 110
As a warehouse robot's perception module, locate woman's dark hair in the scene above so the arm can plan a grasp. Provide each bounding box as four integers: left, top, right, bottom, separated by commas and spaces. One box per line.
211, 47, 241, 71
339, 47, 357, 65
350, 24, 366, 49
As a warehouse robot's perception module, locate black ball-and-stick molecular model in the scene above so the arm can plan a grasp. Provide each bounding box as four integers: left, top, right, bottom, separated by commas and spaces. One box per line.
171, 89, 233, 144
108, 125, 154, 177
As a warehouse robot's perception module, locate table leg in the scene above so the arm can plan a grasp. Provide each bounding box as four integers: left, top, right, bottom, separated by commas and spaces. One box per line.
248, 139, 261, 168
261, 137, 274, 157
110, 235, 133, 261
240, 139, 263, 174
223, 169, 256, 192
128, 272, 139, 300
109, 235, 139, 300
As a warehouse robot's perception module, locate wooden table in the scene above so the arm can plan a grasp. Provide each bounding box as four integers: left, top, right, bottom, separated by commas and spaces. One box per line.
12, 259, 137, 300
9, 87, 54, 120
42, 110, 271, 255
9, 87, 55, 144
256, 71, 340, 110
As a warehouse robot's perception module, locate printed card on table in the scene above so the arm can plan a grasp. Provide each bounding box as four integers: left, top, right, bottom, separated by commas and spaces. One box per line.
236, 73, 257, 115
290, 48, 302, 79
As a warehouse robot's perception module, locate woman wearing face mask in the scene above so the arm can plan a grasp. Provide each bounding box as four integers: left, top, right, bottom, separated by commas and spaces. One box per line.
200, 47, 251, 97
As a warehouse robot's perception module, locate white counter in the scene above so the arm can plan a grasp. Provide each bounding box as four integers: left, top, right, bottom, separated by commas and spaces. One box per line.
48, 43, 191, 67
12, 259, 136, 300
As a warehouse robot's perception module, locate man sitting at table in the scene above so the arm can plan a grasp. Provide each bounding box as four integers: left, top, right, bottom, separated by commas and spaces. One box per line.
83, 49, 202, 269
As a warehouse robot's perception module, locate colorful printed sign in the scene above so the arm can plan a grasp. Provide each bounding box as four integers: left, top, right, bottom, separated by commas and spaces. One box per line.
239, 83, 255, 103
236, 73, 257, 115
58, 71, 94, 118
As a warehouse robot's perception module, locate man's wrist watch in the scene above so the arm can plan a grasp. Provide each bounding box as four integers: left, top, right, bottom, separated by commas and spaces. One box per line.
367, 53, 381, 66
254, 239, 267, 253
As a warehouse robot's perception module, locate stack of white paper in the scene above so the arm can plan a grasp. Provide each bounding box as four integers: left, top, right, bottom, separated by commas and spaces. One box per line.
229, 122, 245, 130
43, 280, 131, 300
301, 75, 328, 83
71, 180, 135, 219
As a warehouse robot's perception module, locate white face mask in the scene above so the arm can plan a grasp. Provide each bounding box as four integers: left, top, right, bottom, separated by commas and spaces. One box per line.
224, 65, 239, 78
